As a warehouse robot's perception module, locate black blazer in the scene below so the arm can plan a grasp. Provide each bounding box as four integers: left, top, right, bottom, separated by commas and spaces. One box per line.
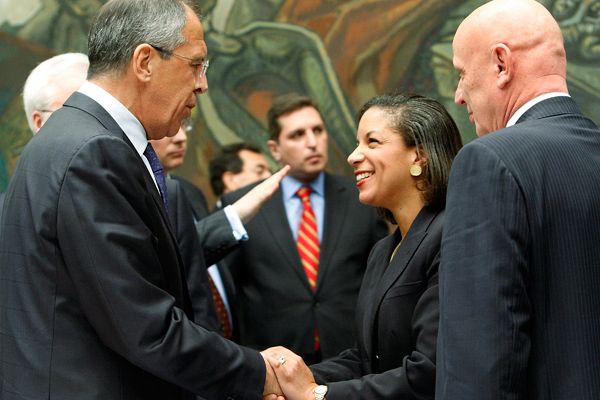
172, 175, 210, 220
311, 207, 441, 399
436, 96, 600, 400
166, 177, 221, 333
221, 174, 388, 362
173, 175, 240, 266
0, 191, 5, 224
168, 176, 239, 339
0, 92, 264, 400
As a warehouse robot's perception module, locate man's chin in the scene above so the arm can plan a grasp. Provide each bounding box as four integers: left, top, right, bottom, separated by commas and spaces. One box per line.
291, 169, 323, 183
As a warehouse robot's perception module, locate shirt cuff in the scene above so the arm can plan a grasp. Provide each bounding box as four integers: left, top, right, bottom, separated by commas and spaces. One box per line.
223, 205, 248, 241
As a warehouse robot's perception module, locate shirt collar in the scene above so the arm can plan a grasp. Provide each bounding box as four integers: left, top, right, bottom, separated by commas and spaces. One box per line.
281, 172, 325, 201
78, 81, 148, 157
506, 92, 570, 127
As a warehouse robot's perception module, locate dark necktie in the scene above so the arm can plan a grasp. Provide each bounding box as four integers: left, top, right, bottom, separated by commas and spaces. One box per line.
143, 143, 169, 212
296, 186, 321, 351
208, 275, 232, 339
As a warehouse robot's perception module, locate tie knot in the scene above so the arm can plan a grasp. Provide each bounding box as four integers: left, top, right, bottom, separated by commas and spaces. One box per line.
296, 186, 312, 202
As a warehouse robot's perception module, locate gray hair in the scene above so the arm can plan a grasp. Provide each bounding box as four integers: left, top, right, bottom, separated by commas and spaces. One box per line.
22, 52, 89, 133
87, 0, 198, 78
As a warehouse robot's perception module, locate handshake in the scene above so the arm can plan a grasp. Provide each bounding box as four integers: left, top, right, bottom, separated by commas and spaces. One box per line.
260, 346, 326, 400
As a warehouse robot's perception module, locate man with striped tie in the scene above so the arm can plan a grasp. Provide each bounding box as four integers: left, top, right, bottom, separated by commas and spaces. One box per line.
221, 93, 387, 364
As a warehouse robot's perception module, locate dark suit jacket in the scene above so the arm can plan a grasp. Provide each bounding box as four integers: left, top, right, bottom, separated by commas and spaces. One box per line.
221, 174, 387, 362
0, 92, 264, 400
311, 207, 441, 399
173, 175, 210, 220
436, 96, 600, 400
166, 177, 220, 333
169, 176, 238, 339
0, 191, 5, 223
173, 175, 239, 266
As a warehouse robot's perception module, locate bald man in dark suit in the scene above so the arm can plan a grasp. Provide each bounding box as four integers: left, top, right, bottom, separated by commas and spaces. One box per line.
436, 1, 600, 399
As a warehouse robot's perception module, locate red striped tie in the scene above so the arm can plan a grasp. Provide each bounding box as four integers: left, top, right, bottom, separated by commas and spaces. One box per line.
208, 275, 232, 339
296, 186, 321, 351
296, 186, 320, 290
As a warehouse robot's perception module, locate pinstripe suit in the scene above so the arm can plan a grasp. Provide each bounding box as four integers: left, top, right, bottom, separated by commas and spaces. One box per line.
437, 96, 600, 399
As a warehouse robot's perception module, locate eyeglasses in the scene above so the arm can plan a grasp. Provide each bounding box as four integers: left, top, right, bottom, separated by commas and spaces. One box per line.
181, 117, 193, 133
151, 45, 209, 81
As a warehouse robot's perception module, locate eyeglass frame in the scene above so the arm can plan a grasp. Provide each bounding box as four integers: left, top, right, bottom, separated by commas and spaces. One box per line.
150, 44, 209, 80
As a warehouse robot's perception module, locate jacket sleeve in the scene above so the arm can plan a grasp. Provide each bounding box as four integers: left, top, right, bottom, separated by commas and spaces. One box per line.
196, 209, 240, 266
436, 142, 531, 400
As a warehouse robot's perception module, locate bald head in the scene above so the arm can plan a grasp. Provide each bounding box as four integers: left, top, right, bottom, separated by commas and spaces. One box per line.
453, 0, 568, 135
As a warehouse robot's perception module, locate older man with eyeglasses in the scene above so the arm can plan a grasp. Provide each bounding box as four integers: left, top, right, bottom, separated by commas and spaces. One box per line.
0, 1, 288, 399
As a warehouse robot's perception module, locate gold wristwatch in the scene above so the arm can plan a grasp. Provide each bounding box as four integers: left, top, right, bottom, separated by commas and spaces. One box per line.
313, 385, 328, 400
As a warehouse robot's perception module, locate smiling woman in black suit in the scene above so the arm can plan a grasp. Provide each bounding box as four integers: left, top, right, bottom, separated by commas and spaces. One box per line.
264, 93, 462, 400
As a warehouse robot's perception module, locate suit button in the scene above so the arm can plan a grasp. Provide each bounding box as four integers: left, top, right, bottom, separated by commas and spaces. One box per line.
375, 354, 380, 360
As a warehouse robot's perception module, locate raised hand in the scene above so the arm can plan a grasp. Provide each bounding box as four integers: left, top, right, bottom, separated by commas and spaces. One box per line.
233, 165, 290, 223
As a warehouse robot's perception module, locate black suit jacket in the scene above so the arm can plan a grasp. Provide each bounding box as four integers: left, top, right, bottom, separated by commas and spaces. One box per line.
173, 175, 239, 266
0, 92, 264, 400
311, 207, 441, 399
166, 177, 221, 333
436, 96, 600, 400
221, 174, 387, 362
169, 176, 238, 339
0, 191, 5, 223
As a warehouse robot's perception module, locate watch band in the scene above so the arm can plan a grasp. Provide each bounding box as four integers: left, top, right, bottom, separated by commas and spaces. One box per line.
313, 385, 328, 400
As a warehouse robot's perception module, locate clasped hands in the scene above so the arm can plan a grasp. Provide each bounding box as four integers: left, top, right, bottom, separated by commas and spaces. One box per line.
261, 346, 318, 400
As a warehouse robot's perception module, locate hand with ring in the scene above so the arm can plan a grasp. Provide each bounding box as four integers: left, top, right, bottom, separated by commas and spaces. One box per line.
262, 346, 318, 400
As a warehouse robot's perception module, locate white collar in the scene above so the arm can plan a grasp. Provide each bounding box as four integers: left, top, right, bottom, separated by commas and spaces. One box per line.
506, 92, 570, 127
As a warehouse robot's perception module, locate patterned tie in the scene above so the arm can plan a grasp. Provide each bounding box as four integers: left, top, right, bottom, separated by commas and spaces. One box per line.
208, 275, 232, 339
296, 186, 320, 289
143, 143, 169, 212
296, 186, 321, 352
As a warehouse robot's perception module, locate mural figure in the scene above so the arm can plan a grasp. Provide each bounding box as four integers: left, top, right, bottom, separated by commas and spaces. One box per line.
0, 0, 598, 193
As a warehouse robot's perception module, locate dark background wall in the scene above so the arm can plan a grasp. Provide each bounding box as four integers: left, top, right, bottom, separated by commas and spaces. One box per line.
1, 0, 598, 202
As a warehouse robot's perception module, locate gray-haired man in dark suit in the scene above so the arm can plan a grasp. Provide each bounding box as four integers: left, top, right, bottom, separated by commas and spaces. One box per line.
0, 1, 286, 399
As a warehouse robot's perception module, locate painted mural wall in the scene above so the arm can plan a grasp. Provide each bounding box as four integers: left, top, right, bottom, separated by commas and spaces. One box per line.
1, 0, 599, 200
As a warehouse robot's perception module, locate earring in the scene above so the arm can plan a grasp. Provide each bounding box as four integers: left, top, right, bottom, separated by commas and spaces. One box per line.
409, 164, 422, 177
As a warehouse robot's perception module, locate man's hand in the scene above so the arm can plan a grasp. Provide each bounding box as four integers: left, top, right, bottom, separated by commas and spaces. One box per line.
232, 165, 290, 223
262, 352, 285, 400
263, 346, 317, 400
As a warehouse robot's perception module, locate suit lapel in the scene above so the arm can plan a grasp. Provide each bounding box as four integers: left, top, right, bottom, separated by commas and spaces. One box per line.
316, 174, 348, 293
363, 207, 438, 360
66, 93, 177, 245
358, 233, 396, 361
65, 92, 189, 312
260, 189, 313, 290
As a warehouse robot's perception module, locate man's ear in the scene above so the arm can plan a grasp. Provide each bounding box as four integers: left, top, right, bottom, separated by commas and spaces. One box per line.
492, 43, 512, 89
132, 43, 154, 83
32, 111, 44, 133
267, 139, 281, 162
222, 171, 236, 193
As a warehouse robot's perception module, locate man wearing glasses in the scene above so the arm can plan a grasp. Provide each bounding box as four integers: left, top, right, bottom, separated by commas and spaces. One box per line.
0, 1, 287, 399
